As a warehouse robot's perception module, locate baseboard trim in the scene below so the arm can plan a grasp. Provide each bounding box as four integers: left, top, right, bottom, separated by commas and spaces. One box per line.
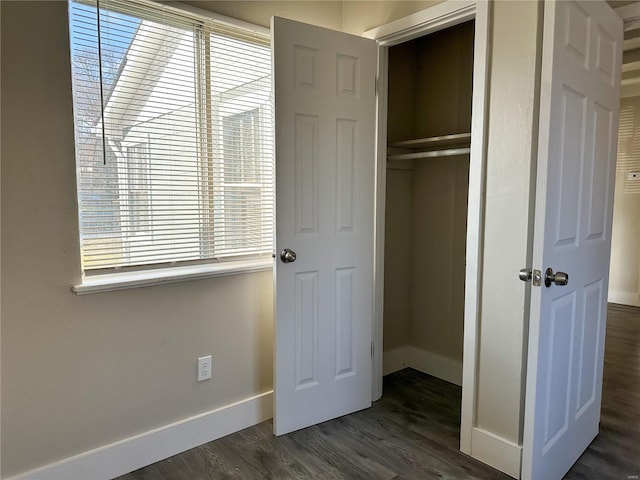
383, 346, 463, 386
608, 289, 640, 307
470, 427, 522, 479
8, 391, 273, 480
383, 346, 409, 375
407, 346, 463, 386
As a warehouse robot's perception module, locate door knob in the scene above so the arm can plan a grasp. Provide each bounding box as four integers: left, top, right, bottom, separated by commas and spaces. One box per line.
544, 267, 569, 287
280, 248, 297, 263
519, 268, 532, 282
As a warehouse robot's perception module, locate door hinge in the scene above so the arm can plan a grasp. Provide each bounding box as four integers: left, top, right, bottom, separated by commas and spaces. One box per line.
371, 341, 374, 358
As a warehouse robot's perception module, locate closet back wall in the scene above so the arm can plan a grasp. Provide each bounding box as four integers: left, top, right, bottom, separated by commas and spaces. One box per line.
383, 21, 473, 376
415, 22, 474, 137
411, 22, 473, 366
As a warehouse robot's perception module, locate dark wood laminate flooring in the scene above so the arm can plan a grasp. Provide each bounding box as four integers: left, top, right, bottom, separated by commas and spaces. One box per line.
565, 303, 640, 480
118, 303, 639, 480
118, 369, 508, 480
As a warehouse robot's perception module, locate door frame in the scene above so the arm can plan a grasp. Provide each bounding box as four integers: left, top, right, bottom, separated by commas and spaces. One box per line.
363, 0, 491, 455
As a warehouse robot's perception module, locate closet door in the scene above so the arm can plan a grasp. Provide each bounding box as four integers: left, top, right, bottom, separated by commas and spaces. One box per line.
272, 17, 377, 435
522, 1, 622, 479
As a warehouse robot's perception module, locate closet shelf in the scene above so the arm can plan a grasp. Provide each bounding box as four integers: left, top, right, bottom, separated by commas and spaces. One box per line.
388, 132, 471, 150
388, 147, 470, 161
387, 133, 471, 161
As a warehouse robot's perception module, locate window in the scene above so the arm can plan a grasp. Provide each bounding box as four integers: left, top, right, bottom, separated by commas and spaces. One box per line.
68, 0, 273, 277
617, 102, 640, 194
222, 109, 263, 251
125, 141, 150, 233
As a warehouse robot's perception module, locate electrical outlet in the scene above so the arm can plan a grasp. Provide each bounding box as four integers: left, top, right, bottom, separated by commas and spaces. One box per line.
197, 355, 212, 382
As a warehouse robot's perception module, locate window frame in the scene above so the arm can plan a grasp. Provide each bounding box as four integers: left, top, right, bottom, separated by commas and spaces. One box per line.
70, 0, 274, 294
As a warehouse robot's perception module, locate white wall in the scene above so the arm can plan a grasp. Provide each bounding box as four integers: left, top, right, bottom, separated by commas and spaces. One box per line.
609, 96, 640, 307
475, 0, 541, 448
1, 1, 543, 477
342, 1, 440, 35
182, 0, 343, 29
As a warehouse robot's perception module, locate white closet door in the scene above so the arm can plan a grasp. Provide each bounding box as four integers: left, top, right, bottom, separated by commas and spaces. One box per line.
522, 1, 622, 479
272, 17, 377, 435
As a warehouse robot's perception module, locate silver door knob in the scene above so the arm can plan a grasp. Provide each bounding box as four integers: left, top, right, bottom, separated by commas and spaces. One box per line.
519, 268, 532, 282
280, 248, 297, 263
544, 267, 569, 287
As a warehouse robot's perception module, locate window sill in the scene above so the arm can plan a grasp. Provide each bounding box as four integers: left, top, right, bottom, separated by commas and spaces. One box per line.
72, 258, 273, 295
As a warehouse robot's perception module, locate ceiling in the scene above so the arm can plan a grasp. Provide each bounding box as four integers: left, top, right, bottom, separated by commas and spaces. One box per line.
608, 1, 638, 8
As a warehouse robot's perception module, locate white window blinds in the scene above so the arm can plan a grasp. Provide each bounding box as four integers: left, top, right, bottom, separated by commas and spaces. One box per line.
617, 101, 640, 194
69, 0, 273, 272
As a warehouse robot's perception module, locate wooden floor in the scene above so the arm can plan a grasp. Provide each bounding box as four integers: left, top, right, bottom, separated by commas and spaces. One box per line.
565, 303, 640, 480
119, 303, 639, 480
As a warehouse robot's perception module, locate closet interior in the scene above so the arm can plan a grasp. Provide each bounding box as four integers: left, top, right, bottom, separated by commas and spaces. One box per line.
383, 20, 474, 388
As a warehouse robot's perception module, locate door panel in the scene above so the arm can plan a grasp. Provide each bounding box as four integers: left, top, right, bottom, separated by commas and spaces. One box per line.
522, 1, 622, 478
273, 16, 377, 436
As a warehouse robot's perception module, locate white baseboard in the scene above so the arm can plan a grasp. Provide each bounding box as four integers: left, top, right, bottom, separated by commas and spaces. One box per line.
470, 427, 522, 479
8, 391, 273, 480
608, 289, 640, 307
383, 346, 463, 386
407, 346, 463, 386
383, 346, 409, 375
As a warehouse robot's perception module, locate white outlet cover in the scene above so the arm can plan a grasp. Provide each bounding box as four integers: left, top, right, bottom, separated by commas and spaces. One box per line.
198, 355, 212, 382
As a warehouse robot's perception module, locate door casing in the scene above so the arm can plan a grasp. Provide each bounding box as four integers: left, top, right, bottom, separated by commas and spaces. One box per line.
363, 0, 491, 458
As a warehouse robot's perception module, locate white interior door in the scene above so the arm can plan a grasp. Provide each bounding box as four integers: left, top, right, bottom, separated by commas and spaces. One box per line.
272, 17, 377, 435
522, 1, 622, 479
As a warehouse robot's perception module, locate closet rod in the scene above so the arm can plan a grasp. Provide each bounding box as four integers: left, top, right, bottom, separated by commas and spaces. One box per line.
388, 133, 471, 150
387, 147, 470, 161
